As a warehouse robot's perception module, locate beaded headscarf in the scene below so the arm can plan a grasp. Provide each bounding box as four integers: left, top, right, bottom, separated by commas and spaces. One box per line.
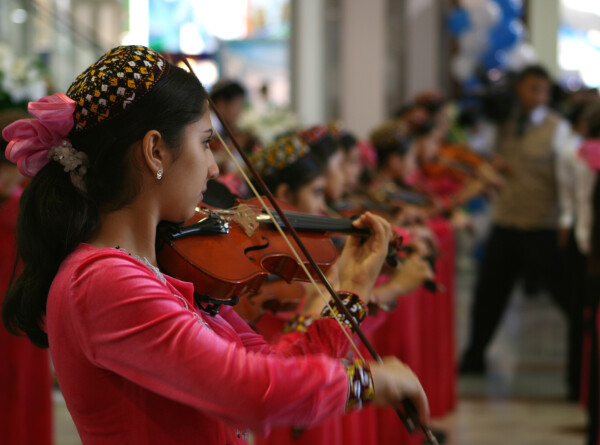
67, 45, 169, 132
251, 135, 311, 176
2, 45, 170, 178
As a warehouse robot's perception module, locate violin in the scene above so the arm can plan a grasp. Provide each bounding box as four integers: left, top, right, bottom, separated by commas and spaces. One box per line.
156, 196, 401, 303
329, 202, 442, 294
439, 144, 487, 168
419, 159, 469, 183
423, 144, 503, 191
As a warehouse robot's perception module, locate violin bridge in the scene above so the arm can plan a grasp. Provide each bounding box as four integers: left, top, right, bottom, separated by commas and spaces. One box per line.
231, 204, 259, 237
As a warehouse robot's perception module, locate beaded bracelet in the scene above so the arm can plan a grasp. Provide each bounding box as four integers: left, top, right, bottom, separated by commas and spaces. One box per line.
320, 291, 367, 335
283, 291, 367, 334
282, 314, 314, 333
345, 358, 375, 411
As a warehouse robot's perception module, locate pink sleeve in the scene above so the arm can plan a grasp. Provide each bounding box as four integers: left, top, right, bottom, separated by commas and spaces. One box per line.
68, 254, 348, 432
222, 306, 353, 359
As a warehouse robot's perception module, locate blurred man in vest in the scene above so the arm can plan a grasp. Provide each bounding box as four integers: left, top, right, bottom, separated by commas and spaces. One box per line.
460, 65, 570, 375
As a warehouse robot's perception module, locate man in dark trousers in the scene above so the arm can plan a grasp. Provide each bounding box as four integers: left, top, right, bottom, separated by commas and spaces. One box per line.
460, 65, 570, 375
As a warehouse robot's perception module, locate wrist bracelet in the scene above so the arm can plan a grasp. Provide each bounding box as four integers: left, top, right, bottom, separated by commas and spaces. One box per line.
345, 358, 375, 411
282, 314, 314, 333
320, 291, 367, 334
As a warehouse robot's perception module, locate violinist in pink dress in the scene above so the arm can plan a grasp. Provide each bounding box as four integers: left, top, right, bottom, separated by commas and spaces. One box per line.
1, 46, 430, 445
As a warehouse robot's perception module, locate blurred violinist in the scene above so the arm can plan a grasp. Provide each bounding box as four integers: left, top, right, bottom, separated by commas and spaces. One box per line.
0, 110, 53, 445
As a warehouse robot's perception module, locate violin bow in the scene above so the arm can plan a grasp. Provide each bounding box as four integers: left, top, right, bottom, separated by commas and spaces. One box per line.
181, 58, 438, 445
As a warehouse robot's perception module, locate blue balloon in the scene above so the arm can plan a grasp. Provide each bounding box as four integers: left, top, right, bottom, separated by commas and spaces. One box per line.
493, 0, 524, 19
481, 49, 508, 70
489, 18, 524, 50
447, 8, 471, 37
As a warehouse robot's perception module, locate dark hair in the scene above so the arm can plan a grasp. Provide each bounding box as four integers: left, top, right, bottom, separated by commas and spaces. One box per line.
517, 64, 551, 83
262, 153, 325, 195
309, 134, 340, 163
413, 91, 447, 116
370, 122, 412, 166
201, 178, 239, 209
298, 127, 341, 165
209, 80, 246, 104
566, 100, 591, 129
2, 64, 209, 347
403, 105, 436, 137
338, 132, 357, 153
584, 101, 600, 139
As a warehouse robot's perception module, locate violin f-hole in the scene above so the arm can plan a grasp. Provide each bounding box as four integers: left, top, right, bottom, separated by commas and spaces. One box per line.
244, 236, 270, 261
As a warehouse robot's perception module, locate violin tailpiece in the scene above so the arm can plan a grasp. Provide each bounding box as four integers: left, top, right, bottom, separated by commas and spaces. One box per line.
231, 204, 260, 237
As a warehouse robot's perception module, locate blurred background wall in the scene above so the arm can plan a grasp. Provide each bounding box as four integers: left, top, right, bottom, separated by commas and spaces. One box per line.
0, 0, 599, 138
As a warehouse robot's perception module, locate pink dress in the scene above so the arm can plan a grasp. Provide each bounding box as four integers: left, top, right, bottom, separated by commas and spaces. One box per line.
0, 187, 53, 445
47, 244, 355, 445
254, 286, 405, 445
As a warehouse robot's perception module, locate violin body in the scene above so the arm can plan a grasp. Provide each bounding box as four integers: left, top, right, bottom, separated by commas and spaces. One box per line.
157, 197, 343, 301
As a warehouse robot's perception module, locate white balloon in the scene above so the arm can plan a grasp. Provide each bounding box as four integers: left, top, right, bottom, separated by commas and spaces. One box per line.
506, 42, 537, 70
461, 0, 502, 30
452, 54, 477, 81
459, 28, 489, 57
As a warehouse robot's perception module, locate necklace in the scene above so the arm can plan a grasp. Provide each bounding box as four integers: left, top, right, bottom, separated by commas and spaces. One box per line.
115, 246, 212, 331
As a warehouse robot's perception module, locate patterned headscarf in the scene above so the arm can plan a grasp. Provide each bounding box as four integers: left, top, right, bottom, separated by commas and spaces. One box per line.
2, 45, 170, 177
66, 45, 169, 132
251, 135, 311, 176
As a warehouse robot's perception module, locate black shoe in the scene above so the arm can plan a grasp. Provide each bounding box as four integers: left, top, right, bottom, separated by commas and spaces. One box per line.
459, 353, 486, 375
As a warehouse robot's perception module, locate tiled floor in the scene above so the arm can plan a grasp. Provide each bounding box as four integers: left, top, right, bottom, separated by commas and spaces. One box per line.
54, 394, 587, 445
431, 398, 586, 445
52, 222, 590, 444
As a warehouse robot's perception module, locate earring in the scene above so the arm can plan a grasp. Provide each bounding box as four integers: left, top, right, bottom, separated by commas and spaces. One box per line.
156, 170, 163, 180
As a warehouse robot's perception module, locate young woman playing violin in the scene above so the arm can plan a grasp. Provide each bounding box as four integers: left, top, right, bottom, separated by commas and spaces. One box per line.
1, 45, 429, 445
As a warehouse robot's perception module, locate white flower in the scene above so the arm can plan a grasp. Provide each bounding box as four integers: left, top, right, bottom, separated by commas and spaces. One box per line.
49, 141, 89, 175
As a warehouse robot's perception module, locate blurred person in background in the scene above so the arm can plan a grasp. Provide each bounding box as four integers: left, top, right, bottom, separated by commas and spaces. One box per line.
0, 110, 53, 445
209, 79, 258, 175
460, 65, 571, 375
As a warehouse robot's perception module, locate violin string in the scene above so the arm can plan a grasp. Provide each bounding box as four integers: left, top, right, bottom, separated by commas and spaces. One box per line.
212, 128, 367, 363
243, 205, 355, 231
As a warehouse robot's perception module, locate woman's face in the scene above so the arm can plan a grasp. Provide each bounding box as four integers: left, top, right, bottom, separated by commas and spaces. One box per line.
291, 175, 327, 215
324, 148, 345, 202
343, 145, 362, 195
387, 144, 418, 183
433, 104, 450, 142
415, 134, 438, 162
161, 111, 219, 222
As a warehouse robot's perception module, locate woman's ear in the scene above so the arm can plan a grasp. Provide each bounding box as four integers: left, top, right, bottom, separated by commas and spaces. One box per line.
274, 183, 294, 205
140, 130, 168, 178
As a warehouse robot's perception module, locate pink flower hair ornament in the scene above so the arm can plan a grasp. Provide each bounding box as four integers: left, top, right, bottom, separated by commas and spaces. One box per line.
2, 93, 76, 177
